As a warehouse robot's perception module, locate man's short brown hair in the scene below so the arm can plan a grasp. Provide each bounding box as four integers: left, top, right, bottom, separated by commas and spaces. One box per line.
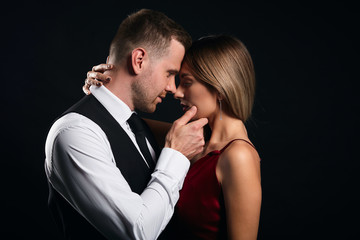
109, 9, 192, 64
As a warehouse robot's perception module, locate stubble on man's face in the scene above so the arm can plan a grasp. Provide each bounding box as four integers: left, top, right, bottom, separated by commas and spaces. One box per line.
131, 66, 158, 113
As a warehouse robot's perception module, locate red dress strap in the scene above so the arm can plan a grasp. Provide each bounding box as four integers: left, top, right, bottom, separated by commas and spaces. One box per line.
220, 139, 256, 153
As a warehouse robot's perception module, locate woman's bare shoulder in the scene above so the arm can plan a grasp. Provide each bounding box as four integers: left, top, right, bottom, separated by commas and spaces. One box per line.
222, 140, 259, 164
217, 140, 260, 183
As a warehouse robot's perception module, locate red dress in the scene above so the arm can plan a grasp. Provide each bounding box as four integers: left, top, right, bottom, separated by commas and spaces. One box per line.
166, 139, 255, 240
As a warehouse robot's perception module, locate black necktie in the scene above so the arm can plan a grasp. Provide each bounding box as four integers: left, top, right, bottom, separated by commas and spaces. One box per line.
127, 113, 156, 171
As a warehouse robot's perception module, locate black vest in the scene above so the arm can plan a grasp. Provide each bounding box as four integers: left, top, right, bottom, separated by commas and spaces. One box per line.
48, 95, 160, 239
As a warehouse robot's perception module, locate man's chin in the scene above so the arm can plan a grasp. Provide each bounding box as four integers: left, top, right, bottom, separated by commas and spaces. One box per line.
137, 104, 157, 114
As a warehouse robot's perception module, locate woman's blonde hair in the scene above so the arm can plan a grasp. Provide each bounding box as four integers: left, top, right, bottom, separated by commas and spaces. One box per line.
183, 35, 255, 122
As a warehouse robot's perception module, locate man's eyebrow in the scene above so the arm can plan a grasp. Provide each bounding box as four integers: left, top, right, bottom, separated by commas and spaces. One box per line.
168, 69, 179, 75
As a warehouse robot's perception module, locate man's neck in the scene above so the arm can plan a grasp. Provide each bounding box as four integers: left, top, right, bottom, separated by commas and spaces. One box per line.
103, 65, 135, 111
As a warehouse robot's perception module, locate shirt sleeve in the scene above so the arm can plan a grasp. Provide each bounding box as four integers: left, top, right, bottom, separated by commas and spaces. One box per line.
45, 114, 190, 240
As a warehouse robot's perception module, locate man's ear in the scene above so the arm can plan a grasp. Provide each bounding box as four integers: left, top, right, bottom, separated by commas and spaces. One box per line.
131, 48, 147, 75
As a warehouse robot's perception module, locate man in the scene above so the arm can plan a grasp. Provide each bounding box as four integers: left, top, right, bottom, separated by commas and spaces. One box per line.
45, 9, 207, 239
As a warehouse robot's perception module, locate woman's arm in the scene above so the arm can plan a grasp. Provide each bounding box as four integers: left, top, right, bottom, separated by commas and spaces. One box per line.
143, 118, 172, 148
216, 141, 262, 240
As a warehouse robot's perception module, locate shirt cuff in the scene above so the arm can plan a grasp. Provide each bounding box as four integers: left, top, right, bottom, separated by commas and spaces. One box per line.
155, 148, 190, 182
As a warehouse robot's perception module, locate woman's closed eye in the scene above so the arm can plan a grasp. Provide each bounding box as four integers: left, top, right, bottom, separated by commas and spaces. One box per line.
181, 80, 193, 87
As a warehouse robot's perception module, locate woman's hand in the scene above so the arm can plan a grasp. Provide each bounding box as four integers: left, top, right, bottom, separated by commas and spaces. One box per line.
83, 64, 114, 95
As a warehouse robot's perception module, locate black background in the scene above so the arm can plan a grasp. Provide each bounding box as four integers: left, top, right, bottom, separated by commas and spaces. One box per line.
2, 0, 358, 239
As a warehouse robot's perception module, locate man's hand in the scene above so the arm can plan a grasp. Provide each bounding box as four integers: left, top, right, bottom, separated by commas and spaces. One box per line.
165, 106, 208, 160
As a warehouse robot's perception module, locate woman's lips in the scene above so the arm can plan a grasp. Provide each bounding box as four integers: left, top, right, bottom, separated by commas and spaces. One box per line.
180, 103, 191, 112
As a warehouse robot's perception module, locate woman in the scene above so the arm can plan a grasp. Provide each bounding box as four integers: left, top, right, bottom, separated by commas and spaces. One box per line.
85, 35, 261, 240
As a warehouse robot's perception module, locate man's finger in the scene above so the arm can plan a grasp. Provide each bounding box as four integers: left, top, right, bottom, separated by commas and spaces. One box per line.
175, 106, 198, 125
188, 117, 208, 129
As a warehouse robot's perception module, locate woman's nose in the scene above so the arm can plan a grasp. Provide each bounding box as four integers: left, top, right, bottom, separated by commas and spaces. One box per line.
174, 86, 184, 99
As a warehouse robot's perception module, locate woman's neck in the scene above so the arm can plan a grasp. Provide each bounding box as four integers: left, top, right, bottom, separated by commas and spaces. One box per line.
190, 113, 249, 164
206, 112, 249, 152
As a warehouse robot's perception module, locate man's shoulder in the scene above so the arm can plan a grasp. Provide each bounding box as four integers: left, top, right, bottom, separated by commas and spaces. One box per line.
46, 112, 104, 144
52, 112, 95, 131
44, 113, 112, 180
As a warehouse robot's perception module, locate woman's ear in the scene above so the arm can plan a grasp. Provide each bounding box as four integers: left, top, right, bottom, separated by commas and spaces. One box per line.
130, 48, 147, 75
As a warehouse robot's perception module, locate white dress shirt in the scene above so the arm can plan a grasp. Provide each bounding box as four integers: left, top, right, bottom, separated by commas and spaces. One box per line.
44, 85, 190, 240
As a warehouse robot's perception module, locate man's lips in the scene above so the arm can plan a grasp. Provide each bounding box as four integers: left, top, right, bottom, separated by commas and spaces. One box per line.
157, 95, 166, 103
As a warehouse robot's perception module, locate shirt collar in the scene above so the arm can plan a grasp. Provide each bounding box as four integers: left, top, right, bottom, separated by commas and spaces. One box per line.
90, 85, 134, 124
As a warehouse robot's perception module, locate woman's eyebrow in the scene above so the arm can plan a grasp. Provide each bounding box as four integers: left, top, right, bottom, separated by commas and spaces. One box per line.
180, 73, 191, 78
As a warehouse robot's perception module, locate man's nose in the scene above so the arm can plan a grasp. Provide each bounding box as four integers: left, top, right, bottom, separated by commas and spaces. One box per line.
165, 77, 177, 94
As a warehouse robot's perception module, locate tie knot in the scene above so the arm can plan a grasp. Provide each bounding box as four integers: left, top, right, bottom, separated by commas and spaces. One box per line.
127, 113, 144, 133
